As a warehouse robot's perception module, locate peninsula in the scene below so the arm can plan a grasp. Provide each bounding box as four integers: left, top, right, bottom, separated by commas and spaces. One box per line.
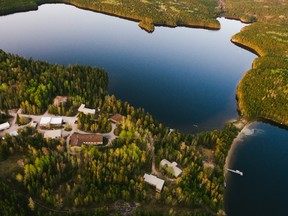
0, 0, 287, 215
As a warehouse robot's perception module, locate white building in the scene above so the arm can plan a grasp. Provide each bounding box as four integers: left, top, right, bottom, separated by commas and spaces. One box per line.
0, 122, 10, 131
40, 117, 62, 127
160, 159, 183, 178
78, 104, 96, 115
40, 117, 51, 127
9, 131, 19, 137
50, 117, 62, 126
143, 174, 165, 192
44, 130, 62, 139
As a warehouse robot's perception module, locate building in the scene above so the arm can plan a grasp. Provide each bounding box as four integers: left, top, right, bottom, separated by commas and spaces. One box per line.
70, 133, 103, 147
30, 121, 38, 128
78, 104, 96, 115
160, 159, 183, 178
9, 131, 19, 137
0, 122, 10, 131
50, 117, 62, 127
143, 173, 165, 192
40, 117, 63, 128
44, 130, 62, 139
110, 114, 124, 124
53, 96, 68, 107
40, 117, 51, 128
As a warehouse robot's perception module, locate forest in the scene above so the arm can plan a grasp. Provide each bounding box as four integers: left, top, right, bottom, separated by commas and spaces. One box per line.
0, 50, 108, 114
1, 0, 288, 215
0, 0, 221, 32
232, 22, 288, 124
0, 49, 239, 215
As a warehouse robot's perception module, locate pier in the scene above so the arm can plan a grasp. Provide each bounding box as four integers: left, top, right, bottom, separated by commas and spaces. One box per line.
226, 168, 243, 176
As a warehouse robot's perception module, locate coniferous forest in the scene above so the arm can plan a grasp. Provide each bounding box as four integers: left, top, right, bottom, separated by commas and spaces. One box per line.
0, 0, 287, 215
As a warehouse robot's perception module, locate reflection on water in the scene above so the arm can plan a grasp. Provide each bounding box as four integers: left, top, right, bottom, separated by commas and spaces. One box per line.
225, 122, 288, 216
0, 4, 256, 133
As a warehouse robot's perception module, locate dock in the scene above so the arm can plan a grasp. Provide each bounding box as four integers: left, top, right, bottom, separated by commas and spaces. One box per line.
226, 168, 243, 176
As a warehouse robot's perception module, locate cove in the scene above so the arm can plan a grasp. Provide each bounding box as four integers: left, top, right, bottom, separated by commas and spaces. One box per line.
0, 4, 255, 133
225, 122, 288, 215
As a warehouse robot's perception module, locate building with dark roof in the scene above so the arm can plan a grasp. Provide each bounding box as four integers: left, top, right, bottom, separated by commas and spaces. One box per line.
70, 133, 103, 147
110, 114, 124, 124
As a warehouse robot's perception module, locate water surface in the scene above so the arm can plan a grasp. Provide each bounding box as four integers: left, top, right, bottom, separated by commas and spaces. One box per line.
1, 3, 288, 216
225, 122, 288, 215
0, 4, 255, 132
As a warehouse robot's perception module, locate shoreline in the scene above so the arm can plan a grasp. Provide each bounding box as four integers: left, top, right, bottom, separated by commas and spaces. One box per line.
225, 118, 250, 175
0, 2, 220, 32
1, 3, 287, 215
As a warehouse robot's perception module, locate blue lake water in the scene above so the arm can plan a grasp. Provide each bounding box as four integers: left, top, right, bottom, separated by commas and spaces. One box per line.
0, 4, 255, 133
225, 122, 288, 216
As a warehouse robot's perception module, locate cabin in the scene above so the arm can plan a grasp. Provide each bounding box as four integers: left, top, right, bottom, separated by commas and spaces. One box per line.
40, 117, 51, 128
143, 173, 165, 192
0, 122, 10, 131
70, 133, 103, 147
160, 159, 182, 178
110, 114, 124, 124
44, 130, 62, 139
78, 104, 96, 115
40, 117, 63, 128
53, 96, 68, 107
50, 117, 62, 127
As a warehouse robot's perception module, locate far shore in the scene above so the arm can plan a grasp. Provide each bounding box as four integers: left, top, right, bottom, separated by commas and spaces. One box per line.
0, 2, 220, 32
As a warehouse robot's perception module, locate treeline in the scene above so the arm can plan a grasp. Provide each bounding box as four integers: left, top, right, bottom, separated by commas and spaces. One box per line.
0, 0, 220, 31
0, 179, 35, 216
224, 0, 288, 24
0, 89, 240, 214
48, 98, 78, 116
0, 112, 11, 124
0, 49, 108, 114
77, 111, 112, 133
233, 23, 288, 125
154, 123, 239, 212
232, 23, 288, 57
237, 65, 288, 124
0, 178, 109, 216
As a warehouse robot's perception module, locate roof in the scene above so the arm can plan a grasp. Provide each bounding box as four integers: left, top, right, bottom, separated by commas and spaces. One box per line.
40, 117, 62, 125
143, 174, 165, 192
9, 131, 19, 136
40, 117, 51, 125
110, 114, 124, 123
70, 133, 103, 146
0, 122, 10, 131
53, 96, 68, 106
160, 159, 183, 178
30, 121, 37, 128
78, 104, 96, 115
50, 117, 62, 125
44, 130, 62, 139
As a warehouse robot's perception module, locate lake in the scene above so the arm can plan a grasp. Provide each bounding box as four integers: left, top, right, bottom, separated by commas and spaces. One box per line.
0, 3, 255, 133
225, 122, 288, 215
1, 4, 287, 215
